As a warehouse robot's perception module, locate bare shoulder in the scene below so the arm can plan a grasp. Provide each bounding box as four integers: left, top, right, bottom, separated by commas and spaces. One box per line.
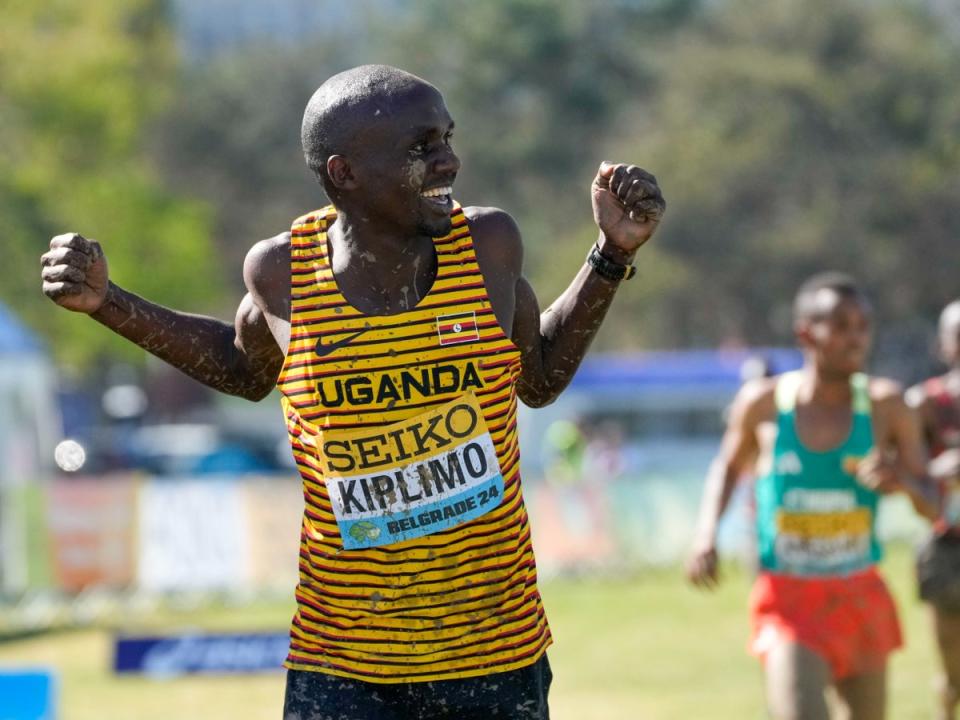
868, 376, 906, 406
243, 232, 291, 303
905, 379, 933, 411
463, 206, 523, 274
868, 376, 913, 427
733, 376, 778, 426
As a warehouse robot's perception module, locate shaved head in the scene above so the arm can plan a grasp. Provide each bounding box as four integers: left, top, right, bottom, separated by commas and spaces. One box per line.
301, 65, 435, 189
939, 299, 960, 367
940, 300, 960, 334
793, 272, 867, 325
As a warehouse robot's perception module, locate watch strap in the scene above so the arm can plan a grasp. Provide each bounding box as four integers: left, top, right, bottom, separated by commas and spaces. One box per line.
586, 244, 636, 281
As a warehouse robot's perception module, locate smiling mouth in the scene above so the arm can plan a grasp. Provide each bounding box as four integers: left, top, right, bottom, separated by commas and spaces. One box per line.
421, 185, 453, 207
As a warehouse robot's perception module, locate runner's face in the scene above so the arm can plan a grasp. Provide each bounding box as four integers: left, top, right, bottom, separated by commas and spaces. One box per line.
801, 291, 872, 376
351, 83, 460, 237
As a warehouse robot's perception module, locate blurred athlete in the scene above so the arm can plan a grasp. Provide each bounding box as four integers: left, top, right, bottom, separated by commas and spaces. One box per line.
907, 299, 960, 720
688, 272, 938, 720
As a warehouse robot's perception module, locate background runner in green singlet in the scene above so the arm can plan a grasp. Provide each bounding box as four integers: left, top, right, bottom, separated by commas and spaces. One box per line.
687, 273, 939, 720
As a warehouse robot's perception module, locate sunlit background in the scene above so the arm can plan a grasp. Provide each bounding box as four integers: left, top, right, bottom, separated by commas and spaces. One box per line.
2, 0, 960, 718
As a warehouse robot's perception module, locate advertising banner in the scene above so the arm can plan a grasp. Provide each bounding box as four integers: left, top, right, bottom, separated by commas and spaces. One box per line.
45, 477, 138, 591
137, 480, 249, 591
242, 478, 301, 590
114, 632, 289, 675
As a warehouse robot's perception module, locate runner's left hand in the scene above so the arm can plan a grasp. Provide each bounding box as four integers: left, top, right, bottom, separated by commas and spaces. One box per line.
591, 162, 665, 262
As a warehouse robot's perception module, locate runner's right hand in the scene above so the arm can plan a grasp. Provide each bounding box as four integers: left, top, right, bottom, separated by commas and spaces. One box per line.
41, 233, 109, 314
686, 544, 720, 589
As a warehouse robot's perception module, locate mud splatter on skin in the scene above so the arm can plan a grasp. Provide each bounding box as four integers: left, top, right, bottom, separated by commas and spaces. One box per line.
404, 157, 427, 195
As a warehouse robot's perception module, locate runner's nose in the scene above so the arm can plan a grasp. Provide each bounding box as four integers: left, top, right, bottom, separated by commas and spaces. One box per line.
434, 145, 460, 176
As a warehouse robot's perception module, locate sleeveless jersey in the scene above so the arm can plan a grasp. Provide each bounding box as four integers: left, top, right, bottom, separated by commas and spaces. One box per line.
924, 376, 960, 527
276, 203, 551, 683
923, 376, 960, 457
756, 371, 882, 576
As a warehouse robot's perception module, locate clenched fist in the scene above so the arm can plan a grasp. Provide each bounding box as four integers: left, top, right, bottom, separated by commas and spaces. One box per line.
591, 162, 666, 259
41, 233, 109, 314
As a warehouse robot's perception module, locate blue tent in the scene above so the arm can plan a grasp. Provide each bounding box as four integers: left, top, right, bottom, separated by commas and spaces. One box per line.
0, 302, 43, 355
569, 348, 802, 393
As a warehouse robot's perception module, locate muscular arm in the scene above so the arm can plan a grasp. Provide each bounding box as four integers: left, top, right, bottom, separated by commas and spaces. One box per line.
511, 253, 632, 407
469, 209, 639, 407
890, 397, 939, 521
41, 232, 290, 401
868, 382, 939, 521
687, 380, 771, 587
905, 383, 939, 450
470, 162, 665, 408
90, 286, 281, 400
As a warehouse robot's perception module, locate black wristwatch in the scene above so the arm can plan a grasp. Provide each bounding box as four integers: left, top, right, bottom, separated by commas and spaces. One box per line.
586, 244, 636, 281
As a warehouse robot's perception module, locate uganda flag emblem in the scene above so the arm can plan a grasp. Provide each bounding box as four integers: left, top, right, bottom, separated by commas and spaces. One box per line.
436, 311, 479, 346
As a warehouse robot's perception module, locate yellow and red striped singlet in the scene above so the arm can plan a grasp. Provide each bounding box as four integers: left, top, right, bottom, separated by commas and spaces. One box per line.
276, 203, 551, 682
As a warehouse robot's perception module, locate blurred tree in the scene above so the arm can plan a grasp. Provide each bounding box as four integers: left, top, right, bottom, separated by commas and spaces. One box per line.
152, 0, 697, 299
0, 0, 221, 369
145, 0, 958, 381
376, 0, 674, 283
150, 45, 348, 273
600, 0, 960, 375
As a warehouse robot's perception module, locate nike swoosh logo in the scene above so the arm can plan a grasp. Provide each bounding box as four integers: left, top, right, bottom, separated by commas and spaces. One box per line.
315, 329, 369, 357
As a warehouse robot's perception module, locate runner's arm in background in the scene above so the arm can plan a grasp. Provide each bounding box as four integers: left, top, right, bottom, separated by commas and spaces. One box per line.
40, 232, 289, 400
858, 386, 939, 521
905, 383, 960, 489
686, 379, 771, 589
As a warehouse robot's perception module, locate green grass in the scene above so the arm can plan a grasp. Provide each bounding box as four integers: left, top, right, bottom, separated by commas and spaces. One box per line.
18, 482, 54, 588
0, 545, 939, 719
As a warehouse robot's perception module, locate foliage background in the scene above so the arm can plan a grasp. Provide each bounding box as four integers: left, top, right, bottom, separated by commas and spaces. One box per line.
4, 0, 959, 381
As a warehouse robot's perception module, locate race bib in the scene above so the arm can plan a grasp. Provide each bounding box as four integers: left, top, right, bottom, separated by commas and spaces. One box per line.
774, 489, 872, 572
311, 393, 504, 549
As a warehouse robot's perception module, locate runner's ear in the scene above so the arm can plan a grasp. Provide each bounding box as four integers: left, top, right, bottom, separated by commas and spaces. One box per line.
794, 319, 815, 349
326, 155, 358, 191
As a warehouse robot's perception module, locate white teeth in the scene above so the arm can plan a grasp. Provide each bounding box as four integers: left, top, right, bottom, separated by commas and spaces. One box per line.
421, 186, 452, 198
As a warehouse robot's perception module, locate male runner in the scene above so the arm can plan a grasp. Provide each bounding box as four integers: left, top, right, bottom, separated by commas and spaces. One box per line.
687, 273, 938, 720
907, 300, 960, 720
40, 65, 665, 719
